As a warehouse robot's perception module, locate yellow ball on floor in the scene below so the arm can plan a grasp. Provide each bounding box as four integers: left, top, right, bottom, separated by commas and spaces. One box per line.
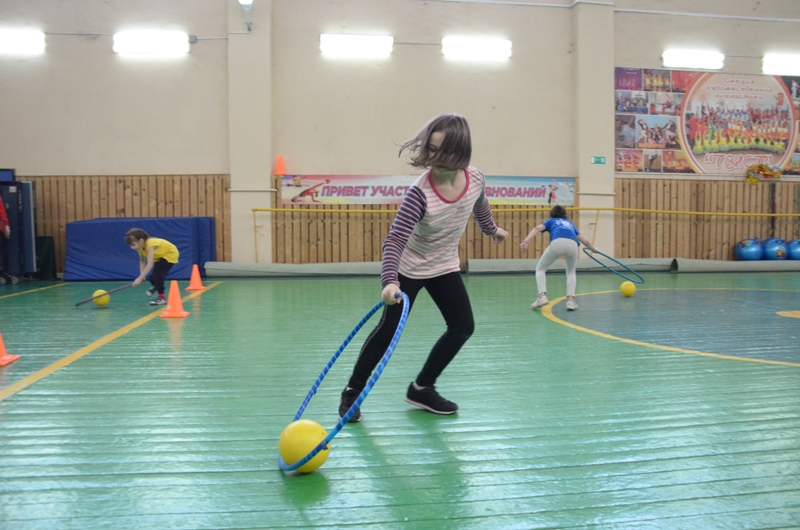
620, 281, 636, 297
279, 419, 330, 473
93, 289, 110, 306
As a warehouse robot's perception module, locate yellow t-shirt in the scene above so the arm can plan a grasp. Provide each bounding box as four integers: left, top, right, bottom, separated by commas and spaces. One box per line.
138, 238, 179, 264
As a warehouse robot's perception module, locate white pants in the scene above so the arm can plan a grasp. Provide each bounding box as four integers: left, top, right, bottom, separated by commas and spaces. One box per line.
536, 238, 578, 297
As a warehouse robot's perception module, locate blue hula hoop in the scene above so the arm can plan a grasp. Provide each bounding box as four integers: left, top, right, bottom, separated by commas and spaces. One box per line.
278, 292, 410, 473
582, 247, 645, 284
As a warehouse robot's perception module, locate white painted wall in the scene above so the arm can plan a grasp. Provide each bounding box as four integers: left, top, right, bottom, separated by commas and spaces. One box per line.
2, 0, 799, 261
0, 0, 229, 176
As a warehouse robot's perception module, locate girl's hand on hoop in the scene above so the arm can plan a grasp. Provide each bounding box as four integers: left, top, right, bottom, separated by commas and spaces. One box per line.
492, 227, 508, 244
382, 284, 401, 305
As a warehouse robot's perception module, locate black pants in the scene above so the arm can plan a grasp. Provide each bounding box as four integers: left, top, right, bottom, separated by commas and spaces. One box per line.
348, 271, 474, 390
150, 259, 174, 295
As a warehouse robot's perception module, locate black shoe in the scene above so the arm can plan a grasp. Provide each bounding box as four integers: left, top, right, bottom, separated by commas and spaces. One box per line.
339, 387, 362, 423
405, 382, 458, 414
146, 287, 156, 297
149, 297, 166, 306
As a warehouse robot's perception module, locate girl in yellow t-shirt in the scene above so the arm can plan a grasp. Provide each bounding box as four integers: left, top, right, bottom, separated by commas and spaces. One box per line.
125, 228, 179, 306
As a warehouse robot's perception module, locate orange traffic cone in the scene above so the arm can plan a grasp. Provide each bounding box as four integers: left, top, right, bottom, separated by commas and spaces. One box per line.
160, 280, 190, 319
185, 264, 206, 291
274, 156, 286, 175
0, 332, 20, 367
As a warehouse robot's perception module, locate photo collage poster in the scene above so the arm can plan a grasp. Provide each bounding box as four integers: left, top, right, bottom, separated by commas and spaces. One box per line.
615, 67, 800, 175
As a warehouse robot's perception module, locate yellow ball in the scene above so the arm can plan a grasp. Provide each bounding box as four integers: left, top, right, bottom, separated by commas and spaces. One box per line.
93, 289, 110, 306
279, 419, 330, 473
620, 281, 636, 297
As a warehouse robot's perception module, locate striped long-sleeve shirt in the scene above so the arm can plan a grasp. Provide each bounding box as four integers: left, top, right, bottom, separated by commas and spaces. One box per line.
381, 166, 499, 287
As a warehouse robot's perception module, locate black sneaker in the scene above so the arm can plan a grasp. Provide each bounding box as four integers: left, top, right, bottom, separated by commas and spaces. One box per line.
145, 287, 156, 297
149, 297, 166, 306
405, 382, 458, 414
339, 387, 362, 423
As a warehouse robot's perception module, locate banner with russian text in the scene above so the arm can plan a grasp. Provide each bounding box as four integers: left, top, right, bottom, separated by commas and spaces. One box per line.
615, 67, 800, 174
281, 175, 575, 206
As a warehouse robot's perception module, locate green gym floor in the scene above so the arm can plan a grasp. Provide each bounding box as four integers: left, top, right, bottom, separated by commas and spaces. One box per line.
0, 272, 799, 529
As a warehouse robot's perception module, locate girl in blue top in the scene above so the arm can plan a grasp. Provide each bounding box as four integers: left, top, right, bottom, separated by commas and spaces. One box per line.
520, 205, 598, 311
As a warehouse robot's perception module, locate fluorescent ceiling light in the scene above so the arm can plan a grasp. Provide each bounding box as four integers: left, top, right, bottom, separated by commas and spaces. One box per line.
320, 34, 393, 58
0, 29, 45, 55
113, 30, 190, 56
442, 37, 512, 61
762, 53, 800, 76
662, 49, 724, 70
239, 0, 254, 4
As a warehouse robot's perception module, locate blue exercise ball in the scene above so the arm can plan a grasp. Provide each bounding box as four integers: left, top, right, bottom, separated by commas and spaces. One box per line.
787, 240, 800, 260
735, 238, 763, 261
762, 238, 788, 260
761, 237, 777, 248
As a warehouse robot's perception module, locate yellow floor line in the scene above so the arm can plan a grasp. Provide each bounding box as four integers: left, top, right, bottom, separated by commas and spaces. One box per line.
0, 281, 221, 401
0, 283, 66, 300
542, 290, 800, 368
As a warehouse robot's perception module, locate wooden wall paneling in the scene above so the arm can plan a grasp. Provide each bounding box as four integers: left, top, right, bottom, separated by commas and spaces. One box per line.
89, 177, 99, 220
156, 176, 166, 217
507, 208, 516, 259
352, 207, 360, 261
723, 181, 730, 258
32, 177, 44, 243
693, 179, 701, 259
212, 177, 221, 261
782, 182, 794, 239
616, 179, 624, 257
308, 206, 318, 264
181, 176, 190, 217
671, 180, 678, 258
680, 180, 690, 258
666, 180, 675, 258
144, 176, 153, 217
749, 180, 760, 240
628, 179, 645, 257
189, 176, 198, 217
647, 177, 659, 258
271, 178, 282, 264
760, 181, 770, 240
701, 181, 711, 259
27, 175, 230, 271
732, 182, 742, 250
98, 177, 108, 218
720, 181, 730, 259
792, 182, 800, 239
288, 205, 297, 263
709, 180, 719, 259
328, 206, 337, 263
775, 182, 792, 241
222, 175, 230, 261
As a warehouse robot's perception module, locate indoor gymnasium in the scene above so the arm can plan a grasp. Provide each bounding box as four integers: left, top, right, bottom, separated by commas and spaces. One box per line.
1, 1, 799, 528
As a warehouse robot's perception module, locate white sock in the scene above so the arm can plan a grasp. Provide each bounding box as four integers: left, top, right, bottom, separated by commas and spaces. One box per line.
412, 382, 425, 391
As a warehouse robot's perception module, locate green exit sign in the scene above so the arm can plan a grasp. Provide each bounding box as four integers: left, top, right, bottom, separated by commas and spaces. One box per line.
590, 156, 606, 164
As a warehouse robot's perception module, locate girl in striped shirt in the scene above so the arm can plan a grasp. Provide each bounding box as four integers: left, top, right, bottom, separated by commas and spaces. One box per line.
339, 113, 508, 421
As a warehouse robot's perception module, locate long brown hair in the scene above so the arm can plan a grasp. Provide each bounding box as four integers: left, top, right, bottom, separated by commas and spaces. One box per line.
398, 113, 471, 170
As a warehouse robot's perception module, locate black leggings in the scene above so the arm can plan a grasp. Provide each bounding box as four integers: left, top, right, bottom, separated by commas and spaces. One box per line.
348, 271, 474, 390
149, 259, 174, 295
